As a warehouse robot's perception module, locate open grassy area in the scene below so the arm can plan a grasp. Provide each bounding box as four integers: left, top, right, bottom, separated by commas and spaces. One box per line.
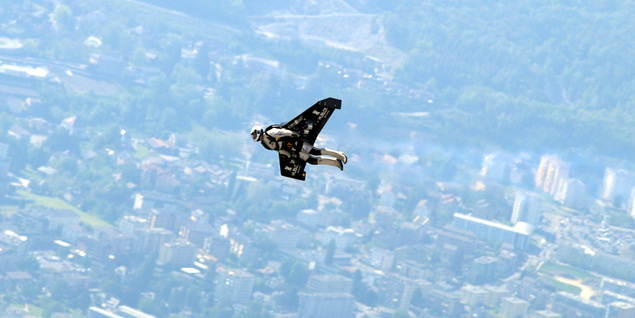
538, 275, 583, 295
16, 190, 112, 228
539, 261, 598, 281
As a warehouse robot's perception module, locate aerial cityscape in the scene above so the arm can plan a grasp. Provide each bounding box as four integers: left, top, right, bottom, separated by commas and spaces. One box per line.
1, 1, 635, 318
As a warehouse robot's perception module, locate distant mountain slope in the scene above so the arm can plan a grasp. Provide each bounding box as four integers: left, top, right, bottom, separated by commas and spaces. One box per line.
253, 0, 406, 68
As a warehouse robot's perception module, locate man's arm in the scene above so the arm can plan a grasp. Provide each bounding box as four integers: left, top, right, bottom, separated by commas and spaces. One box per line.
267, 127, 299, 139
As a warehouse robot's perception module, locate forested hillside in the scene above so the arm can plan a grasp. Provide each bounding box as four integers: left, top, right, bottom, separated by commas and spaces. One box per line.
382, 0, 635, 155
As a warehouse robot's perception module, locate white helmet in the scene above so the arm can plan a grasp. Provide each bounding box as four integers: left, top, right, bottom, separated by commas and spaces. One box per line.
250, 126, 263, 142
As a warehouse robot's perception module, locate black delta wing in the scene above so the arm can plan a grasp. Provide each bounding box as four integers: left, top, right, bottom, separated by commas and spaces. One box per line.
277, 97, 342, 180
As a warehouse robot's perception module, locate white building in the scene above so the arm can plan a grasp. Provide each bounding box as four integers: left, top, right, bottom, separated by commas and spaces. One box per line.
554, 178, 586, 209
511, 192, 542, 226
480, 152, 514, 182
452, 213, 534, 250
535, 155, 570, 195
601, 168, 635, 209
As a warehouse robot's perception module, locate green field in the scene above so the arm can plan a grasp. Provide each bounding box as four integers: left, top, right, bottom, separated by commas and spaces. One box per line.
539, 261, 598, 281
16, 189, 111, 228
538, 275, 583, 295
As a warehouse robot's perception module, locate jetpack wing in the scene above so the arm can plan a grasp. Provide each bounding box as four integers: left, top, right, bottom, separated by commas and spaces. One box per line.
282, 97, 341, 145
278, 152, 307, 181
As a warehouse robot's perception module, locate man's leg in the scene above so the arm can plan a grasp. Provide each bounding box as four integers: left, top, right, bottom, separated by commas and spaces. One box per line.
300, 145, 343, 171
307, 144, 347, 164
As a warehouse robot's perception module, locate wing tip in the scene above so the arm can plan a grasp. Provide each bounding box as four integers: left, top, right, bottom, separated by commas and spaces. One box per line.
320, 97, 342, 109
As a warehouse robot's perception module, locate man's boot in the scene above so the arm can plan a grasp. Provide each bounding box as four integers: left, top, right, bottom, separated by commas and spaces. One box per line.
317, 157, 344, 171
314, 147, 347, 164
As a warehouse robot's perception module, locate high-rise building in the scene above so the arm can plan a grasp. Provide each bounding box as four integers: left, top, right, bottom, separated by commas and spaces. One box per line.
601, 168, 635, 209
554, 178, 586, 209
535, 155, 570, 195
215, 268, 254, 305
298, 292, 354, 318
511, 192, 542, 226
480, 152, 514, 182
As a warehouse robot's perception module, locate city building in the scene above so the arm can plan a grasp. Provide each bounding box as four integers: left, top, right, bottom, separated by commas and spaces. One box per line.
484, 285, 509, 307
602, 278, 635, 299
480, 151, 514, 182
215, 268, 254, 305
554, 178, 586, 209
461, 285, 488, 307
297, 209, 331, 228
370, 247, 395, 271
436, 225, 483, 252
511, 192, 542, 226
157, 241, 196, 267
427, 289, 463, 317
0, 142, 9, 178
307, 274, 352, 293
601, 168, 635, 209
531, 310, 562, 318
297, 292, 354, 318
500, 297, 529, 318
465, 256, 500, 285
117, 305, 156, 318
607, 302, 635, 318
628, 188, 635, 218
257, 220, 309, 250
452, 213, 534, 250
535, 155, 570, 195
397, 260, 430, 280
88, 307, 124, 318
322, 226, 357, 250
381, 273, 430, 309
552, 292, 606, 318
0, 230, 28, 271
119, 215, 148, 235
136, 227, 175, 254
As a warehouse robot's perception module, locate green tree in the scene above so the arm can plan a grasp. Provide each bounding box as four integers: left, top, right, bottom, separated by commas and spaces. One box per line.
288, 262, 310, 288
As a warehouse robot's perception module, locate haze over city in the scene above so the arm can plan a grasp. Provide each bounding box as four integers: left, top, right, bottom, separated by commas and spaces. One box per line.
1, 1, 634, 318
